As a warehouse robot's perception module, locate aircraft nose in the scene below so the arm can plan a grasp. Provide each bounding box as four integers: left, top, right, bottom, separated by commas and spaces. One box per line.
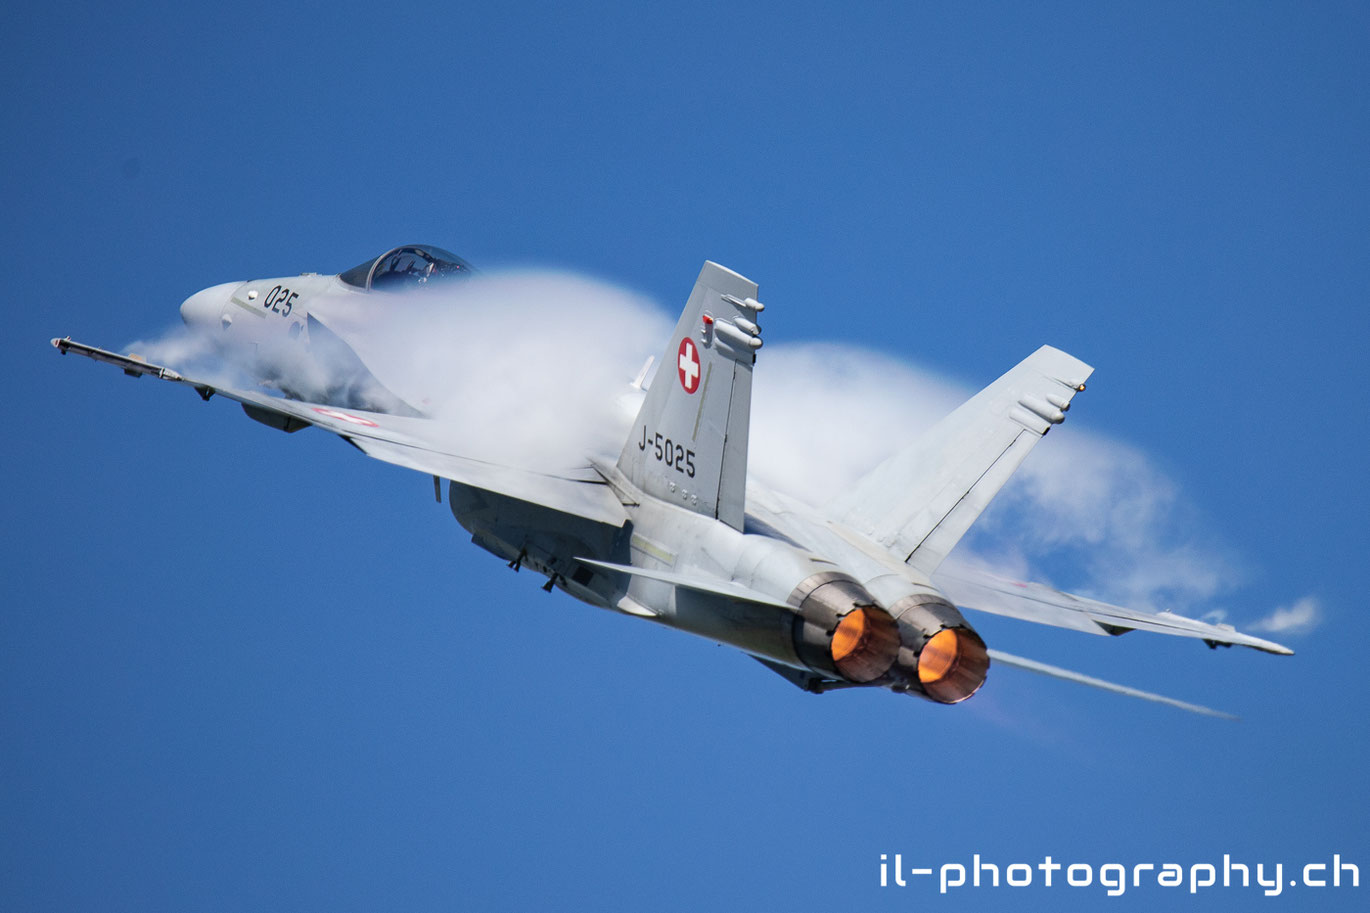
179, 282, 237, 329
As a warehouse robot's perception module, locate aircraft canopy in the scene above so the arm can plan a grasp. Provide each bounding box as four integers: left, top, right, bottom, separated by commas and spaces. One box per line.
339, 245, 474, 291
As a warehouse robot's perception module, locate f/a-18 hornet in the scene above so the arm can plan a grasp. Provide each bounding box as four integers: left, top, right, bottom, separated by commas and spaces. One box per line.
53, 246, 1290, 717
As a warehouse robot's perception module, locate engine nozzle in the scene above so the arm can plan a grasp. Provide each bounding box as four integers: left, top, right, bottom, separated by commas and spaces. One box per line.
915, 626, 990, 703
789, 573, 901, 683
830, 604, 901, 682
887, 593, 991, 703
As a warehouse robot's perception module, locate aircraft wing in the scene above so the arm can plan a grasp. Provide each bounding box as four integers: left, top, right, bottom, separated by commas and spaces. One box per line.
933, 562, 1293, 655
51, 337, 629, 527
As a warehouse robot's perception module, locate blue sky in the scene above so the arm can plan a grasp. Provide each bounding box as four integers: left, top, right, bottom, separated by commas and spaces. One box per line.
4, 2, 1368, 910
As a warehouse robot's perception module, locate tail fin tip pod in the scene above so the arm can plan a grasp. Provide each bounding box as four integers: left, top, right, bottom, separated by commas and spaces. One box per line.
616, 261, 763, 531
830, 345, 1094, 576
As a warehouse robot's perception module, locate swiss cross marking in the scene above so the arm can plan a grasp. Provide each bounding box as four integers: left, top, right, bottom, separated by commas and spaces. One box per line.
677, 337, 700, 393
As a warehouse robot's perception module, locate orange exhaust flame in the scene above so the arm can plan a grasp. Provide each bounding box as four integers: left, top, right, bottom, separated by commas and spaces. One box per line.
916, 627, 990, 703
831, 609, 870, 661
828, 606, 900, 683
918, 628, 961, 684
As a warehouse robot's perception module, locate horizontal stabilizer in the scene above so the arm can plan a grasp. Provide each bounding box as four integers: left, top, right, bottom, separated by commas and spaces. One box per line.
751, 656, 859, 693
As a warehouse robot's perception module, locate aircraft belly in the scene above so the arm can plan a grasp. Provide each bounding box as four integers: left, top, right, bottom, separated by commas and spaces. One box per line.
448, 482, 626, 587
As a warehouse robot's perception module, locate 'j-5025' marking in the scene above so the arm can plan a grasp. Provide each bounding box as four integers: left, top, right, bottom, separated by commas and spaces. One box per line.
638, 426, 695, 477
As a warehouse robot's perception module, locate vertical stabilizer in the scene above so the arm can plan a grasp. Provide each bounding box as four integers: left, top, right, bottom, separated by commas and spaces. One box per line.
616, 262, 763, 530
829, 346, 1093, 575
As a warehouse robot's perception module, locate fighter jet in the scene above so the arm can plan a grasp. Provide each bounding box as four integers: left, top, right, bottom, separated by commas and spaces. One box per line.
53, 257, 1291, 717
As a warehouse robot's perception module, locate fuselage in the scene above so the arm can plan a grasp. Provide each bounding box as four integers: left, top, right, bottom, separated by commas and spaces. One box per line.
449, 465, 990, 702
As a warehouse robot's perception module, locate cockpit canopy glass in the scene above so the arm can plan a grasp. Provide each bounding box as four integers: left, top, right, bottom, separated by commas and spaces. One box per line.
339, 245, 475, 291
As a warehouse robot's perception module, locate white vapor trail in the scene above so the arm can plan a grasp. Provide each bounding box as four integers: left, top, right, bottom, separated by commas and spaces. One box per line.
130, 268, 1313, 633
1248, 597, 1322, 634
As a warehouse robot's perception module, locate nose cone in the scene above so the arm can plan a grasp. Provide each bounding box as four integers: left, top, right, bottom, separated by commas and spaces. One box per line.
180, 281, 239, 329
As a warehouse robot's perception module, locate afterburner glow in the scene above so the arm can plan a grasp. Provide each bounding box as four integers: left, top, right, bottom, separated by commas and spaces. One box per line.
916, 627, 991, 703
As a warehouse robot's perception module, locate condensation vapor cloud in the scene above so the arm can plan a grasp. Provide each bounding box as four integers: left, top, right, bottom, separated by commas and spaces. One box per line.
126, 324, 237, 383
752, 344, 1316, 631
750, 346, 1228, 609
1248, 596, 1322, 634
130, 269, 1314, 632
132, 272, 671, 472
315, 272, 670, 470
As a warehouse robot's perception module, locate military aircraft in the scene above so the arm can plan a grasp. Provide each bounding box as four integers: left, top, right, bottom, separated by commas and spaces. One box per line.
53, 252, 1292, 717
